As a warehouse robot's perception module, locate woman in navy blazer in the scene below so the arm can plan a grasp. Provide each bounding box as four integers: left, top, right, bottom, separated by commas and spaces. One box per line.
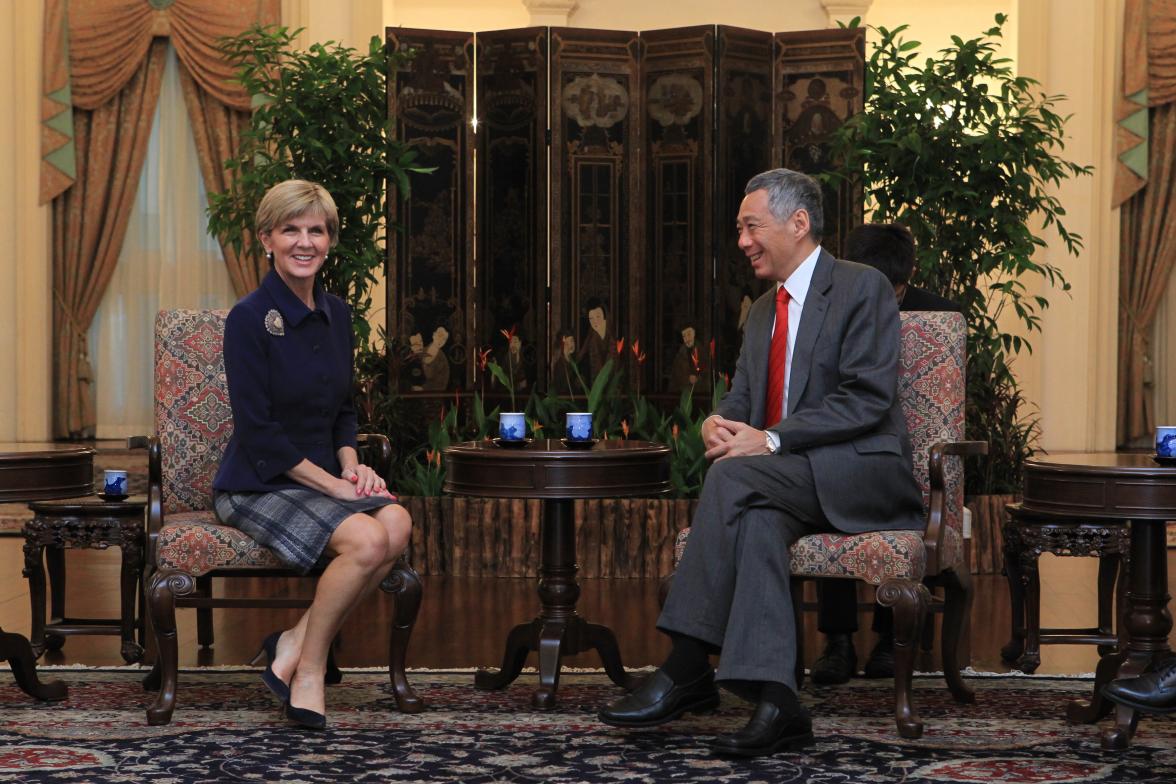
212, 180, 411, 729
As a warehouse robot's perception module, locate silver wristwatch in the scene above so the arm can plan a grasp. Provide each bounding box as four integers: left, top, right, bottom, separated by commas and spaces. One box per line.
764, 431, 777, 454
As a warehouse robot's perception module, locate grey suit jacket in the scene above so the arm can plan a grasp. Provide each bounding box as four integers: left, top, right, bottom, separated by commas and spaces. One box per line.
715, 249, 924, 533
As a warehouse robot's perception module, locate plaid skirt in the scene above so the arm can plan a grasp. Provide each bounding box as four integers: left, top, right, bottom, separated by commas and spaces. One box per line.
213, 488, 400, 573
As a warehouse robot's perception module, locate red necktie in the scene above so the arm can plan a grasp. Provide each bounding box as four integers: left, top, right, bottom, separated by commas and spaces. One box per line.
763, 286, 790, 428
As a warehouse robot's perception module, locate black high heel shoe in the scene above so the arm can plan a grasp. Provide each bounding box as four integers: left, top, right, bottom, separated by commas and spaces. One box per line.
251, 631, 345, 686
284, 701, 327, 730
251, 631, 290, 703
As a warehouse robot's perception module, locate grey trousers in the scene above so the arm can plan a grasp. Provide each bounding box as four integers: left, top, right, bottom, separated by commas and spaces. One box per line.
657, 453, 835, 689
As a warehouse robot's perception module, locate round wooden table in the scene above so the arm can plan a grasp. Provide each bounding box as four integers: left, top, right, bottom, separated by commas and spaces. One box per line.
0, 442, 94, 701
443, 438, 671, 707
1016, 452, 1176, 749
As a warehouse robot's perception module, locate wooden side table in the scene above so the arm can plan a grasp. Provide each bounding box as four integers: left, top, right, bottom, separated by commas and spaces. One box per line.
0, 442, 93, 701
444, 438, 671, 708
23, 496, 147, 664
1015, 452, 1176, 750
1000, 507, 1129, 673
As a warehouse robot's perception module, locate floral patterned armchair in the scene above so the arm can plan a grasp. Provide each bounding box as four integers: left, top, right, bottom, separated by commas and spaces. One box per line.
134, 309, 424, 725
669, 310, 985, 739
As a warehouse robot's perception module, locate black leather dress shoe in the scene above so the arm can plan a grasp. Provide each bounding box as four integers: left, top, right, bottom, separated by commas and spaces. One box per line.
711, 701, 814, 757
863, 635, 895, 679
598, 669, 719, 728
1102, 659, 1176, 714
811, 633, 857, 685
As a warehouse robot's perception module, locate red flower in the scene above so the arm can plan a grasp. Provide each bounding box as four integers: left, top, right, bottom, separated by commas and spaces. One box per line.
671, 423, 680, 441
621, 419, 630, 438
631, 339, 646, 364
615, 337, 626, 355
477, 347, 492, 371
500, 325, 517, 342
691, 347, 701, 373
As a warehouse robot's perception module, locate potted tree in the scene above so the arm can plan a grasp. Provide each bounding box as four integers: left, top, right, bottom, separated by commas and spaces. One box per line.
822, 15, 1092, 571
207, 25, 426, 347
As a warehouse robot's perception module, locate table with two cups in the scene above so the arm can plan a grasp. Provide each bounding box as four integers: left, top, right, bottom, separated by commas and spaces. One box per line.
443, 438, 671, 708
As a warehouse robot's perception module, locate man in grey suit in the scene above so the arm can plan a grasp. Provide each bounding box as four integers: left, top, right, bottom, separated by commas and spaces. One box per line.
599, 169, 924, 756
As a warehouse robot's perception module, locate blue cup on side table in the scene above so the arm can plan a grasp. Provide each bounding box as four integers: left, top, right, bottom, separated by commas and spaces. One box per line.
1157, 425, 1176, 459
499, 412, 526, 442
566, 412, 593, 442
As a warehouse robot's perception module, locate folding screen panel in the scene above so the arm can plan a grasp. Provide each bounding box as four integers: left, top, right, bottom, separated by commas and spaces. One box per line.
640, 26, 715, 396
549, 28, 641, 388
475, 28, 549, 397
386, 25, 862, 396
713, 26, 775, 382
773, 29, 866, 259
387, 29, 475, 393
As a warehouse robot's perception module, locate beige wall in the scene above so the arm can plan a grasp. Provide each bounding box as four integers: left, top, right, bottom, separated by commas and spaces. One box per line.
0, 2, 52, 441
0, 0, 1125, 451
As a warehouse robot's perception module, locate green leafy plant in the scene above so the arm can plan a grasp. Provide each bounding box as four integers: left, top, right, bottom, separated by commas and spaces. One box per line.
822, 15, 1092, 494
207, 24, 429, 344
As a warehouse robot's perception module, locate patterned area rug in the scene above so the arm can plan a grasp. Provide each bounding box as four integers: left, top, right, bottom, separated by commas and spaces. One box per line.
0, 670, 1173, 782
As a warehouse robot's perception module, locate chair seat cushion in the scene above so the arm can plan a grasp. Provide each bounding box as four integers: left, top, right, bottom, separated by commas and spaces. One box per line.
672, 525, 964, 586
157, 512, 285, 574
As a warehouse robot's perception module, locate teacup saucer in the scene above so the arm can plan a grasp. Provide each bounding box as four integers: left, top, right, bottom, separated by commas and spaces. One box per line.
560, 438, 598, 450
96, 492, 129, 502
492, 437, 533, 449
1153, 455, 1176, 467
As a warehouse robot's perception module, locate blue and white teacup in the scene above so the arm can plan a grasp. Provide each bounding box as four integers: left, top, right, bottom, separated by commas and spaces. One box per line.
1157, 425, 1176, 458
103, 469, 128, 497
499, 412, 526, 441
566, 412, 593, 442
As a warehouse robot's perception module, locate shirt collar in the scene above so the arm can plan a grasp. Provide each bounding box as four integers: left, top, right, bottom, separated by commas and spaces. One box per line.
776, 245, 822, 306
261, 269, 331, 326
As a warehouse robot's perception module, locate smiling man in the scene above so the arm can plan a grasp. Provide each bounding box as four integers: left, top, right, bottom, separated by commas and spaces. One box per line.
599, 168, 924, 756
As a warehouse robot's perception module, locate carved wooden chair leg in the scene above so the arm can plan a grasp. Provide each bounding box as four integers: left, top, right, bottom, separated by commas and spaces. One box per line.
879, 577, 930, 739
382, 557, 425, 713
1096, 553, 1120, 656
195, 575, 214, 649
146, 569, 196, 726
939, 568, 975, 703
1000, 522, 1026, 663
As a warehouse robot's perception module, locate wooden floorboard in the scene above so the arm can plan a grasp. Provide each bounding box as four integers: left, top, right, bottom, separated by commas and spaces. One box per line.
2, 535, 1172, 676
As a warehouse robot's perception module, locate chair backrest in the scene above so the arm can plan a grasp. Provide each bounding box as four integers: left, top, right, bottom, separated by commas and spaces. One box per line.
898, 311, 966, 537
154, 309, 233, 515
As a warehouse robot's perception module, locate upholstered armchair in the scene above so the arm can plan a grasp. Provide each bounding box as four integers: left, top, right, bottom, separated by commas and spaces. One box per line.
668, 310, 985, 739
134, 309, 424, 725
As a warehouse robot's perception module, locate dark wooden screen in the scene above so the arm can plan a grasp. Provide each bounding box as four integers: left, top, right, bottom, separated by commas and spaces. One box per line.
549, 28, 641, 388
475, 28, 549, 398
713, 26, 775, 382
773, 28, 865, 260
387, 29, 474, 393
385, 25, 863, 399
641, 26, 715, 396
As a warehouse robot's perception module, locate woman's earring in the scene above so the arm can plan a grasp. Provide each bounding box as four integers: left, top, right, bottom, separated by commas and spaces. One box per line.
266, 250, 274, 262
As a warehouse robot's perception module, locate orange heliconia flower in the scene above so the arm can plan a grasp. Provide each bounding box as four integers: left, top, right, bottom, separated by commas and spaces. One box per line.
500, 325, 518, 341
615, 337, 626, 355
672, 423, 680, 441
477, 347, 492, 371
631, 339, 646, 364
621, 419, 630, 438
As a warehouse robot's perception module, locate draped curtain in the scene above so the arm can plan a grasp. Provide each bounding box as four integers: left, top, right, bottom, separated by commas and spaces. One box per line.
88, 48, 238, 438
44, 0, 279, 438
1116, 0, 1176, 446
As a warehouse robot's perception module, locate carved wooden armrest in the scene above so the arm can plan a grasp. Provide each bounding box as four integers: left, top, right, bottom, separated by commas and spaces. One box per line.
923, 440, 987, 575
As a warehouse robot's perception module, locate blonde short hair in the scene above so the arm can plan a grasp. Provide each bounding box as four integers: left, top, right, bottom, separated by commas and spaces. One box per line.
255, 179, 340, 248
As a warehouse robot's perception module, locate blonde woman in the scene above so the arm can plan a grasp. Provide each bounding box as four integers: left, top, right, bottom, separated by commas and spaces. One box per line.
212, 179, 412, 729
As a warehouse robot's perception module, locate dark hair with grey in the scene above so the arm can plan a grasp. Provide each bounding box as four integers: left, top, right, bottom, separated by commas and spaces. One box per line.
744, 168, 824, 239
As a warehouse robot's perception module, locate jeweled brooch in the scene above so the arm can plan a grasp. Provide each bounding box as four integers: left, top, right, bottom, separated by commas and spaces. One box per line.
264, 309, 285, 336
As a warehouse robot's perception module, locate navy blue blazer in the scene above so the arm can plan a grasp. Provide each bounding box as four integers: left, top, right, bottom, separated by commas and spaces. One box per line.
212, 270, 358, 493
